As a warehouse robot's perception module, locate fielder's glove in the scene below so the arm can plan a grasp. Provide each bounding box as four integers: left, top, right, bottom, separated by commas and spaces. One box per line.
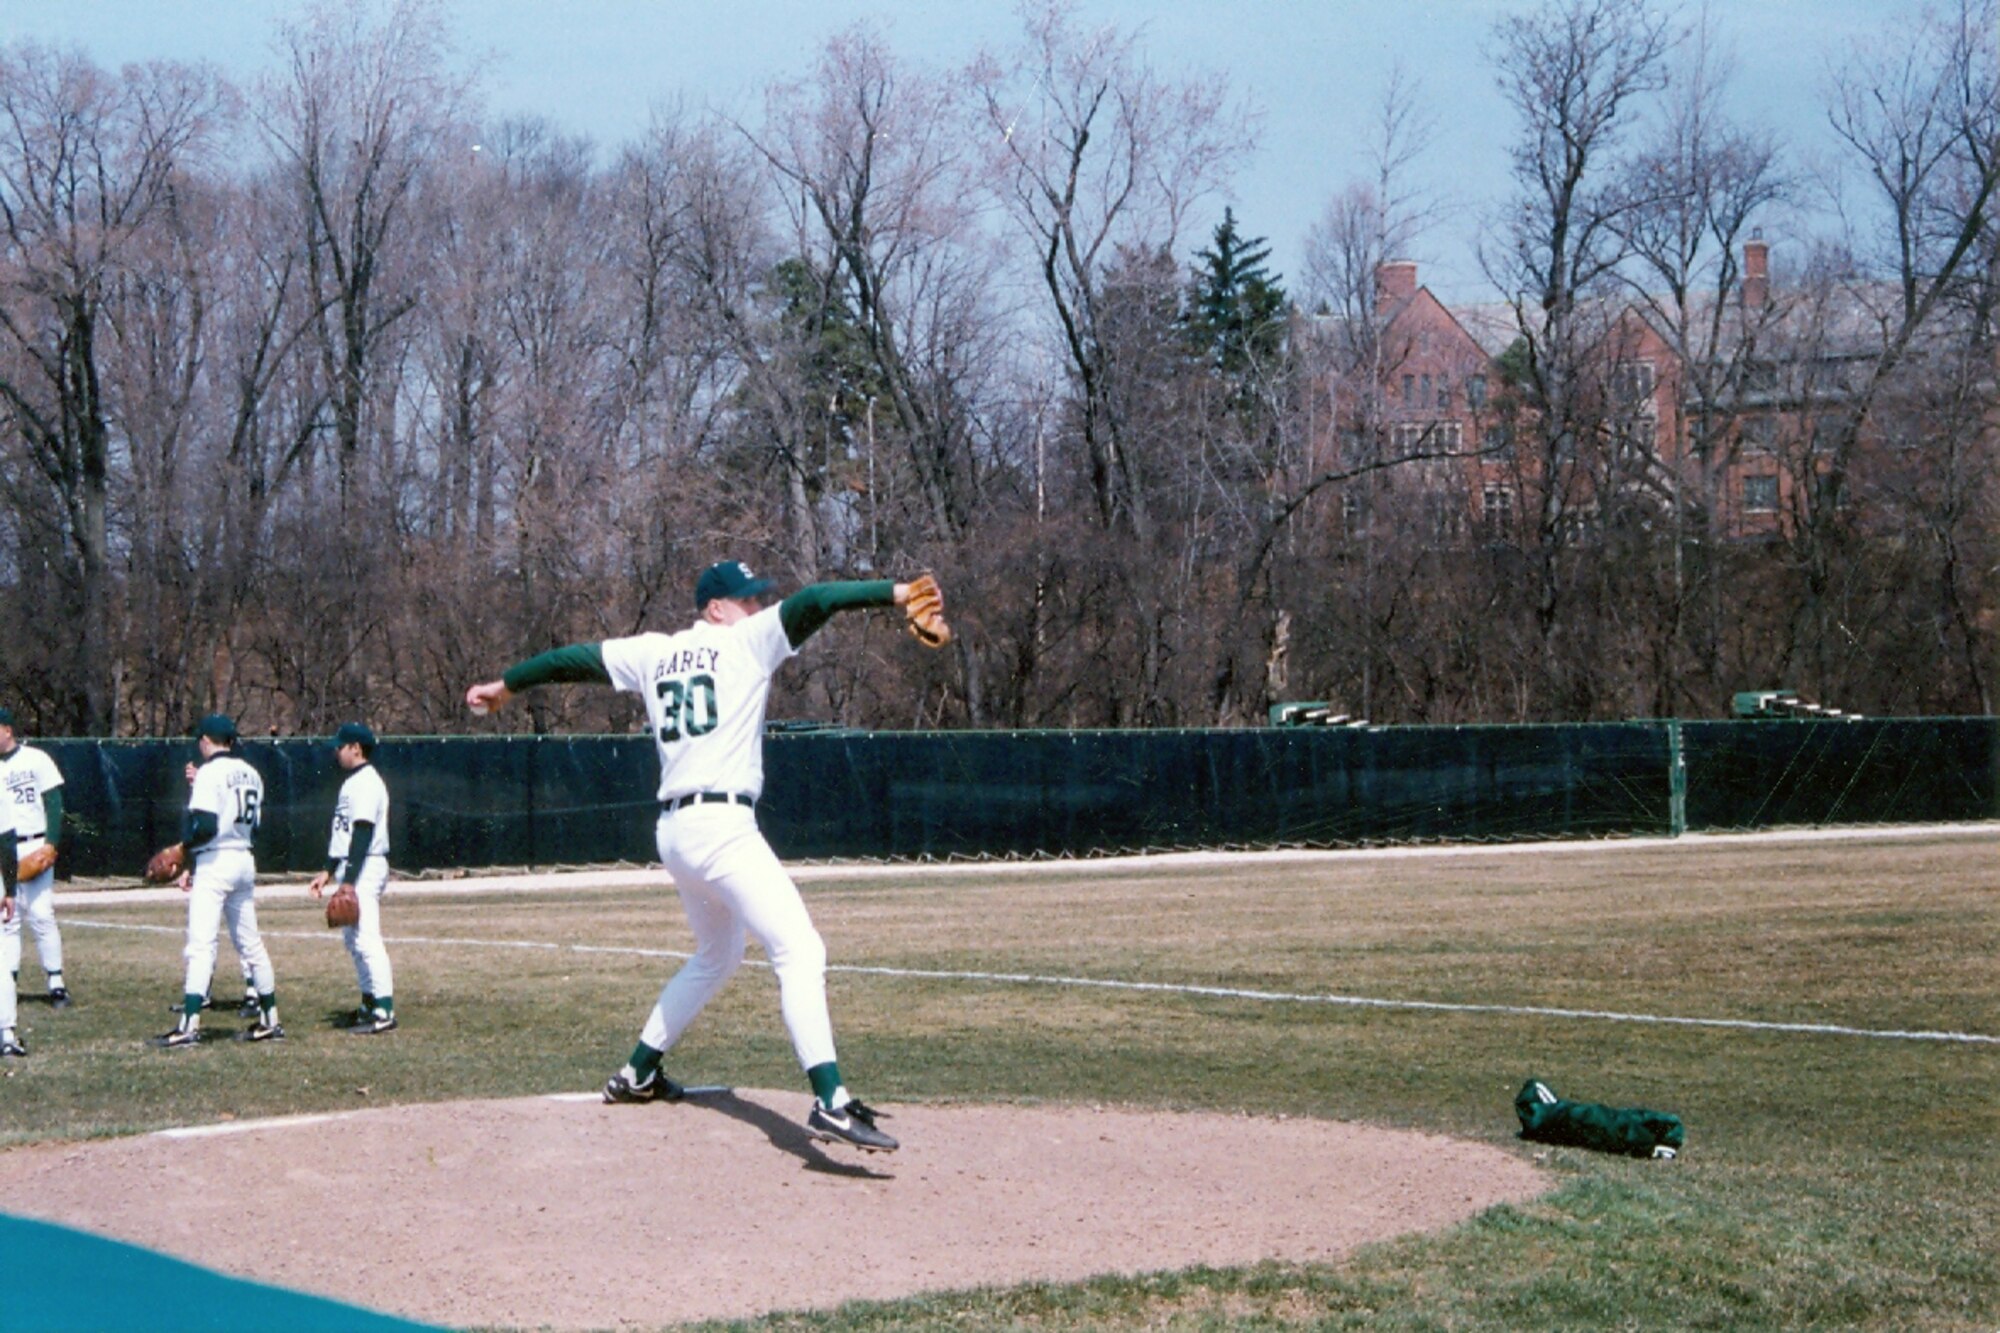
16, 843, 57, 881
144, 844, 187, 884
903, 573, 952, 648
325, 883, 361, 929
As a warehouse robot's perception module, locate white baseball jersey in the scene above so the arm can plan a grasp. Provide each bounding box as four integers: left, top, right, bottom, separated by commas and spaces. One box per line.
600, 606, 796, 802
328, 763, 391, 860
189, 754, 263, 856
0, 745, 63, 840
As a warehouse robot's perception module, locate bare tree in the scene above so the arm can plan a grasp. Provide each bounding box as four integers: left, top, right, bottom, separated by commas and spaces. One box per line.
1485, 0, 1678, 712
257, 0, 460, 514
0, 46, 225, 732
1609, 15, 1788, 713
971, 1, 1250, 537
1777, 0, 2000, 704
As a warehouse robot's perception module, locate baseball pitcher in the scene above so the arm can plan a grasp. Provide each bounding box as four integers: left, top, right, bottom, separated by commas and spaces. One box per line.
465, 561, 952, 1153
0, 707, 69, 1009
153, 715, 283, 1047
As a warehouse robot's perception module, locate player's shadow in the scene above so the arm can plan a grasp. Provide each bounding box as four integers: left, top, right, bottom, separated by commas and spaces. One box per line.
688, 1091, 894, 1179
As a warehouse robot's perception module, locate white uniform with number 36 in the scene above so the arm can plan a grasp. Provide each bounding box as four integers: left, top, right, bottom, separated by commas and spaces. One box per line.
183, 754, 273, 1002
599, 605, 836, 1070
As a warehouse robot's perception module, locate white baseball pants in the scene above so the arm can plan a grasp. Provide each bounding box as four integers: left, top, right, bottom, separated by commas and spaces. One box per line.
336, 856, 393, 999
2, 839, 62, 979
642, 803, 835, 1071
182, 849, 274, 1000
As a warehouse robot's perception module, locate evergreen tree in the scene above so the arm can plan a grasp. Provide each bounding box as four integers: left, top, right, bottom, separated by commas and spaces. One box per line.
1185, 207, 1288, 374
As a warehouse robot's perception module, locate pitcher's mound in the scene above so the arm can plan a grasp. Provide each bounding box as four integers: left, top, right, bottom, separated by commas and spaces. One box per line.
0, 1089, 1544, 1328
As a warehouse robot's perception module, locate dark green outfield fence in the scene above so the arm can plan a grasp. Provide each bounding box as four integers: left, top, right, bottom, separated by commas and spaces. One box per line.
33, 717, 2000, 878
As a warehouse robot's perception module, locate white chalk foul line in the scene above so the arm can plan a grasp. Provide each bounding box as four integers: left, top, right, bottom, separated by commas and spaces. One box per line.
153, 1093, 616, 1139
69, 919, 1997, 1047
156, 1112, 348, 1140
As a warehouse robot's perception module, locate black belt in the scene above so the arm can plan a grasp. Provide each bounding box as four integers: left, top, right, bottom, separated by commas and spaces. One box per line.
661, 791, 756, 813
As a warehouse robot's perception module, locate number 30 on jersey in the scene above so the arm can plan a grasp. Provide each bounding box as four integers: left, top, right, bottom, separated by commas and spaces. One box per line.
656, 673, 719, 743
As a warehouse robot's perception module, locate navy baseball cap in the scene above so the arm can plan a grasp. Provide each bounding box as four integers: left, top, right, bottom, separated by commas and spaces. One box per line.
0, 707, 13, 727
695, 560, 776, 610
195, 713, 238, 743
333, 722, 377, 753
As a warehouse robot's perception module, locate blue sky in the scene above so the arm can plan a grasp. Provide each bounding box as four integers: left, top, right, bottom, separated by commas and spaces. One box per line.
2, 1, 1896, 303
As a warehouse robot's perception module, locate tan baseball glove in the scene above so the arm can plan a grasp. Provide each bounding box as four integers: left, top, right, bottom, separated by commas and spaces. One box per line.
144, 844, 187, 884
325, 883, 361, 929
16, 843, 56, 881
904, 573, 951, 648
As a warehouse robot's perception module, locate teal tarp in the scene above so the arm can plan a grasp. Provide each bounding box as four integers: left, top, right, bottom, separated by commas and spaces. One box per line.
0, 1213, 441, 1332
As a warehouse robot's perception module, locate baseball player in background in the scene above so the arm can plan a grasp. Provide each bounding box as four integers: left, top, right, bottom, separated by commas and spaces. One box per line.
308, 722, 397, 1034
464, 560, 951, 1153
155, 715, 283, 1047
1, 787, 25, 1058
0, 707, 70, 1009
175, 758, 261, 1020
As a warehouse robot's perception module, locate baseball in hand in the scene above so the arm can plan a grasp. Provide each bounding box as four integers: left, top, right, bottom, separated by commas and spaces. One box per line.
469, 700, 489, 715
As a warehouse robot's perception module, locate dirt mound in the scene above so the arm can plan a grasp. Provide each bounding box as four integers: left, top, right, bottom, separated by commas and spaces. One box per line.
0, 1090, 1544, 1329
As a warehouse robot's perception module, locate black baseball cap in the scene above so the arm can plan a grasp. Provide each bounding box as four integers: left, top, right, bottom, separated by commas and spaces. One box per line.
0, 707, 13, 728
333, 722, 377, 754
695, 560, 776, 610
195, 713, 239, 743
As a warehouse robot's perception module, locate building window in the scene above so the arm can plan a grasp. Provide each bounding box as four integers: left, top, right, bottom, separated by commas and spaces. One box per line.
1482, 422, 1513, 456
1743, 474, 1778, 512
1741, 415, 1776, 453
1467, 374, 1488, 408
1420, 373, 1431, 406
1482, 486, 1515, 541
1436, 378, 1451, 410
1610, 360, 1656, 409
1391, 421, 1463, 453
1341, 489, 1365, 532
1618, 418, 1657, 454
1402, 374, 1415, 405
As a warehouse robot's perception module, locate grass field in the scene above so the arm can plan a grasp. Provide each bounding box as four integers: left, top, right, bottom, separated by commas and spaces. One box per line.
4, 829, 1997, 1331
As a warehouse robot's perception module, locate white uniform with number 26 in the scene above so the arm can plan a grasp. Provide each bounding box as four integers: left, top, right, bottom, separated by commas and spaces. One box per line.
599, 605, 834, 1071
327, 762, 393, 1001
183, 754, 274, 1003
0, 745, 63, 988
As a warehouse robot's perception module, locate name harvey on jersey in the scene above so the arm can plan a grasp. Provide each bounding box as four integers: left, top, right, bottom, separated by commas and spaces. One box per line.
653, 647, 722, 680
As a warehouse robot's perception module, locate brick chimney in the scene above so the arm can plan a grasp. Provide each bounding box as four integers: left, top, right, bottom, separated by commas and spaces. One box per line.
1742, 233, 1769, 309
1375, 260, 1418, 310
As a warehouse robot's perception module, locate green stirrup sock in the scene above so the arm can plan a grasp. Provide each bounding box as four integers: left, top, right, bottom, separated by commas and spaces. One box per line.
182, 993, 205, 1020
628, 1042, 664, 1081
376, 996, 393, 1015
807, 1062, 844, 1108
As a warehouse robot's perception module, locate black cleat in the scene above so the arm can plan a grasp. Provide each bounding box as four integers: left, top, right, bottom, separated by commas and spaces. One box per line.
241, 1021, 285, 1043
48, 988, 72, 1010
238, 995, 262, 1019
152, 1026, 201, 1049
347, 1010, 398, 1035
602, 1070, 685, 1104
0, 1034, 26, 1058
806, 1099, 899, 1152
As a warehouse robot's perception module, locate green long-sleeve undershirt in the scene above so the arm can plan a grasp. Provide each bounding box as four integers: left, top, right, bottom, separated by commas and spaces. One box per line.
500, 580, 898, 691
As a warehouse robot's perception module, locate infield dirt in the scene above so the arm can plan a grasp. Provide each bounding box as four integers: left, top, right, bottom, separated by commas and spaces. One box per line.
0, 1088, 1544, 1328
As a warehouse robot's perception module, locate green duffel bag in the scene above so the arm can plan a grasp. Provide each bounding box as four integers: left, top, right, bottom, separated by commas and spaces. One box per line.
1516, 1079, 1685, 1158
